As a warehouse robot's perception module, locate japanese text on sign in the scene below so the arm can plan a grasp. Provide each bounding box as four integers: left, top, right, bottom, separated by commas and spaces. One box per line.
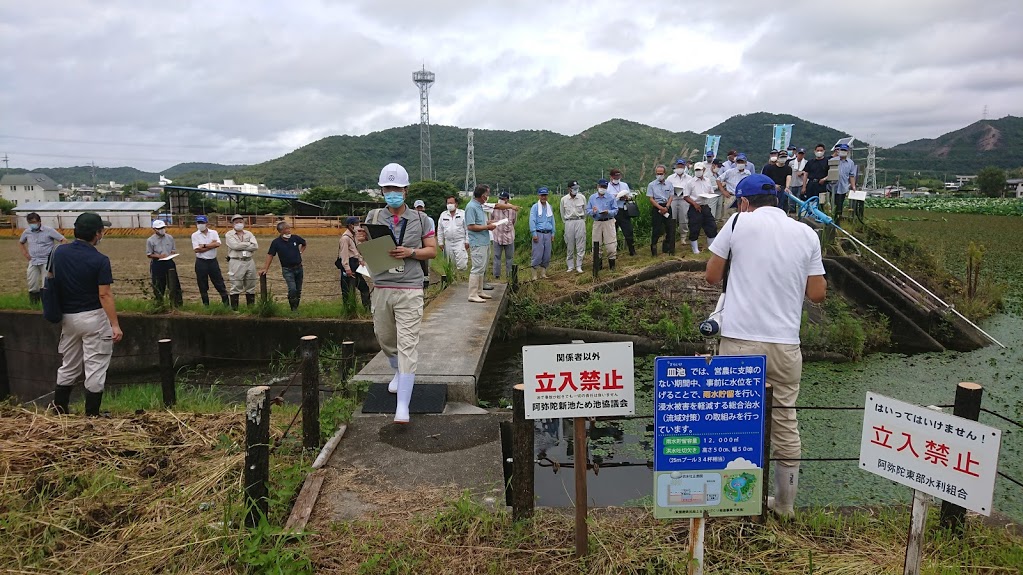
522, 342, 634, 419
859, 392, 1002, 516
654, 355, 766, 519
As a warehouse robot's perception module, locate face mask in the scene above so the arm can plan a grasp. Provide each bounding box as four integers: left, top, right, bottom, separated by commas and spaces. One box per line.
95, 233, 103, 245
234, 223, 245, 231
737, 164, 747, 171
815, 151, 825, 158
570, 187, 578, 196
29, 223, 41, 231
656, 174, 665, 182
384, 191, 405, 208
598, 188, 606, 195
712, 167, 719, 174
155, 229, 165, 236
694, 169, 704, 177
728, 156, 736, 162
839, 151, 849, 158
611, 178, 620, 184
447, 203, 456, 212
769, 156, 778, 162
674, 168, 685, 175
777, 159, 787, 166
282, 233, 291, 239
197, 223, 207, 232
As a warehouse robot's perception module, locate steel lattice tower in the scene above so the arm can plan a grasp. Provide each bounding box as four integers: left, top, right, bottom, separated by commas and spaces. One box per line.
464, 129, 476, 193
412, 66, 435, 181
863, 142, 878, 191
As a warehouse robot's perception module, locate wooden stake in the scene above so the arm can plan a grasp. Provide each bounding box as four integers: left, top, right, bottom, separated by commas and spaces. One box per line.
300, 335, 321, 450
0, 335, 10, 402
158, 338, 175, 407
940, 382, 983, 534
688, 515, 706, 575
574, 416, 588, 558
760, 383, 774, 524
259, 273, 268, 303
511, 384, 534, 521
244, 385, 271, 528
904, 490, 929, 575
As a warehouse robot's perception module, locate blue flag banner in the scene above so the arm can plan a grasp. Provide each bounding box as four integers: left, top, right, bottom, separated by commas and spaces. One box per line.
704, 135, 721, 159
772, 124, 794, 152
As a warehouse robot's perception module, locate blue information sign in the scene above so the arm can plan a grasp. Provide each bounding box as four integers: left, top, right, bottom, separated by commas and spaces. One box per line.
653, 355, 767, 518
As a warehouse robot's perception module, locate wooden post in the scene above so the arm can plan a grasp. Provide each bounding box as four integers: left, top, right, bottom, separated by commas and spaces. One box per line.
244, 385, 271, 527
341, 340, 356, 381
904, 490, 930, 575
159, 338, 175, 407
760, 383, 774, 523
687, 515, 706, 575
441, 274, 448, 288
259, 273, 269, 303
167, 268, 181, 307
592, 240, 600, 279
511, 264, 519, 294
511, 384, 535, 521
0, 335, 9, 402
300, 335, 321, 450
574, 415, 588, 558
940, 382, 983, 533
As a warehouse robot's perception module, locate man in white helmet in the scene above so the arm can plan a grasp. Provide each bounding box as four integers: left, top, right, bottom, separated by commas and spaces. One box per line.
146, 219, 181, 304
357, 163, 437, 424
224, 214, 259, 310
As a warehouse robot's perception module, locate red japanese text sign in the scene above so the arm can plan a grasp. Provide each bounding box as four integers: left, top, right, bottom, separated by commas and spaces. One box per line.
522, 342, 635, 420
859, 392, 1001, 515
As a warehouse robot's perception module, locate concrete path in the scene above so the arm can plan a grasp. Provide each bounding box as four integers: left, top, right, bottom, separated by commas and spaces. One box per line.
353, 283, 509, 404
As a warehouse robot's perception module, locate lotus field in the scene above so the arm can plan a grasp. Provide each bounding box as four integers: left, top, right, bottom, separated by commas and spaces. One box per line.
865, 196, 1023, 216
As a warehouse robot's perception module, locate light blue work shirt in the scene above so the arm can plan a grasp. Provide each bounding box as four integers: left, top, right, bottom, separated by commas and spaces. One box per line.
717, 168, 751, 194
608, 181, 632, 209
836, 158, 857, 195
528, 201, 556, 237
646, 178, 673, 204
464, 199, 491, 247
586, 191, 618, 221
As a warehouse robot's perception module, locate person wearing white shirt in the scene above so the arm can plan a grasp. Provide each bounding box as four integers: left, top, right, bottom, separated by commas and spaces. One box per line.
437, 195, 469, 271
683, 162, 719, 254
560, 180, 587, 273
191, 215, 229, 306
788, 148, 809, 216
666, 158, 692, 243
608, 168, 636, 256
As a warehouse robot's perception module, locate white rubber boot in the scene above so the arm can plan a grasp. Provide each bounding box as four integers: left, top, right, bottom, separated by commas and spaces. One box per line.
394, 373, 414, 424
468, 275, 485, 303
769, 464, 799, 518
690, 240, 700, 254
540, 267, 548, 279
479, 275, 493, 299
531, 267, 538, 280
387, 355, 399, 393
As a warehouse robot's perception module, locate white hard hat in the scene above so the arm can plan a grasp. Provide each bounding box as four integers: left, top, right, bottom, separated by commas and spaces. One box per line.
378, 163, 410, 187
152, 219, 167, 229
694, 162, 707, 171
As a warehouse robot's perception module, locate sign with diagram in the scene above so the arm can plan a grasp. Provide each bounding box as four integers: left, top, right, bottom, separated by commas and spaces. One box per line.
522, 342, 634, 420
653, 355, 766, 519
859, 392, 1001, 515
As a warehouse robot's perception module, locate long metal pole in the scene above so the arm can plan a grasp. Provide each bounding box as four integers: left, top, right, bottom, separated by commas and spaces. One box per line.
785, 192, 1005, 348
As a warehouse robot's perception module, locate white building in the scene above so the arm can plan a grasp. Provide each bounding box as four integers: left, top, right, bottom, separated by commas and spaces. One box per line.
199, 179, 263, 195
0, 173, 62, 206
12, 201, 166, 229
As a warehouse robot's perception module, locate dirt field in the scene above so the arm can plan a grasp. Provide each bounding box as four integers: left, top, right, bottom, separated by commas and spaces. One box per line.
0, 235, 348, 302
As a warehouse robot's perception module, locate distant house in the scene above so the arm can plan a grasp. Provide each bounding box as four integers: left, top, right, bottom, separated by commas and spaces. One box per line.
0, 172, 62, 206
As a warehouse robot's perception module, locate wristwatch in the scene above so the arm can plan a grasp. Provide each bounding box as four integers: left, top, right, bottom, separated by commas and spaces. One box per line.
410, 248, 416, 258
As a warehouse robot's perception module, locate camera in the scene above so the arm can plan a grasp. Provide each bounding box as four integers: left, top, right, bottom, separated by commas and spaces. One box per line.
699, 294, 726, 338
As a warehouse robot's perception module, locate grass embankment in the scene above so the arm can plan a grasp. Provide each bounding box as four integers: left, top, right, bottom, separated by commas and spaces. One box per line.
0, 349, 363, 574
305, 487, 1023, 574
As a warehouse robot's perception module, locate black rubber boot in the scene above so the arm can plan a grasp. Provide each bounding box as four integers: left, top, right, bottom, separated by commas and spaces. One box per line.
220, 294, 230, 306
627, 241, 636, 256
230, 295, 240, 310
53, 385, 72, 414
29, 291, 40, 305
289, 297, 299, 311
609, 258, 616, 271
200, 293, 210, 306
245, 294, 256, 307
84, 390, 103, 417
650, 244, 657, 257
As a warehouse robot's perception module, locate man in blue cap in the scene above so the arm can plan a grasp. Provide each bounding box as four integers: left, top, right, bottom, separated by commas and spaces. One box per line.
834, 143, 858, 219
587, 178, 619, 270
528, 187, 556, 279
705, 174, 827, 518
191, 215, 229, 306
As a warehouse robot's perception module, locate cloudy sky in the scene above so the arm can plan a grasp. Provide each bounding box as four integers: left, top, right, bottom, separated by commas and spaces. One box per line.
2, 0, 1021, 172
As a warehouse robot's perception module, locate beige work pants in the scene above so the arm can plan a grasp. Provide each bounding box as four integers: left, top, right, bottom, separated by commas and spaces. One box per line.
27, 263, 45, 292
719, 337, 803, 468
372, 288, 425, 374
228, 257, 257, 295
56, 308, 113, 393
592, 220, 617, 260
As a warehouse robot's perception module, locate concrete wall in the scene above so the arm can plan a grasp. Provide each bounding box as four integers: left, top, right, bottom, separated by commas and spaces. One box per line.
0, 310, 378, 401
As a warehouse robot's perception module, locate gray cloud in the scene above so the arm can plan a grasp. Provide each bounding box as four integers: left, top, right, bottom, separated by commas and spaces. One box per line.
1, 0, 1021, 172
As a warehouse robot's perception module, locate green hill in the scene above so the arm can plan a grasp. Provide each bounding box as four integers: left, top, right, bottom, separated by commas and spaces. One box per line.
884, 116, 1023, 173
0, 165, 158, 187
162, 162, 247, 178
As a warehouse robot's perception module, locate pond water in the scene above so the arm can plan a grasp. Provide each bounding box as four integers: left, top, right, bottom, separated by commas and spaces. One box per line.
479, 314, 1023, 520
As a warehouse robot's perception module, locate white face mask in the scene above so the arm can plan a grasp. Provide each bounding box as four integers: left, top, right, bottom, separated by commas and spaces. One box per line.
674, 168, 685, 175
282, 233, 291, 239
234, 222, 244, 231
611, 178, 620, 184
197, 223, 207, 232
656, 174, 665, 182
447, 203, 456, 212
769, 155, 779, 163
839, 151, 849, 158
737, 164, 747, 171
815, 151, 825, 158
155, 229, 165, 236
598, 188, 606, 195
694, 169, 704, 177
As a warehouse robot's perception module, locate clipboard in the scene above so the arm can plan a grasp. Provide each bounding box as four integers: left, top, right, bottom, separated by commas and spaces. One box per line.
359, 235, 404, 276
159, 253, 179, 261
362, 224, 394, 240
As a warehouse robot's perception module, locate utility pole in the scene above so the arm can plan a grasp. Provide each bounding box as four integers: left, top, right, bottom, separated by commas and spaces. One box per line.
1, 153, 8, 169
464, 129, 476, 193
90, 161, 97, 187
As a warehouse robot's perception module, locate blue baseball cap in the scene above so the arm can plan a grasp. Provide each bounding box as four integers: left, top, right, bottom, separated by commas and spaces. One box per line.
705, 150, 714, 157
195, 215, 208, 223
597, 178, 609, 187
537, 186, 549, 195
675, 158, 687, 165
344, 216, 360, 226
731, 174, 777, 208
837, 143, 850, 150
797, 148, 806, 153
736, 153, 748, 161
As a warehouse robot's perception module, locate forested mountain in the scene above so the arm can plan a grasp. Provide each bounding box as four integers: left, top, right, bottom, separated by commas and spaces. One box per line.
9, 115, 1022, 192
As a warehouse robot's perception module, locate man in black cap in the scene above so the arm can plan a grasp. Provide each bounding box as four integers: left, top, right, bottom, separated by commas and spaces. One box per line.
49, 212, 122, 416
560, 180, 587, 273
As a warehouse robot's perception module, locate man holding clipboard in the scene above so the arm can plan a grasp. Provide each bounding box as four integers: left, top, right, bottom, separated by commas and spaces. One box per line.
357, 163, 437, 424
